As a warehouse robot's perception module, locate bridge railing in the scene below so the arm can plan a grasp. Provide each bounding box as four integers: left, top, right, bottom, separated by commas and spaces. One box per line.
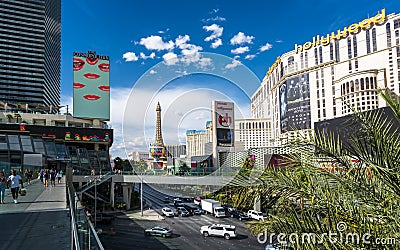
67, 181, 104, 250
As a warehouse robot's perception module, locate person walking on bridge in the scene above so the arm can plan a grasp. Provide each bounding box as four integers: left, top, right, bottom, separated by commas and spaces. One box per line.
7, 170, 23, 204
0, 171, 6, 204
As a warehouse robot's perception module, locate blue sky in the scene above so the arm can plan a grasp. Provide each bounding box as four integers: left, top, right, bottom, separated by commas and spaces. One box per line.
60, 0, 398, 157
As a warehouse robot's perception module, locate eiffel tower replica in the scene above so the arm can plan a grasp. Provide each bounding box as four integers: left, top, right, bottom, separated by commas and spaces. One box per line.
149, 102, 167, 169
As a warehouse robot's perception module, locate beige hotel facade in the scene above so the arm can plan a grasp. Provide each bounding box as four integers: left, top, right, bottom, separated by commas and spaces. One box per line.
251, 9, 400, 144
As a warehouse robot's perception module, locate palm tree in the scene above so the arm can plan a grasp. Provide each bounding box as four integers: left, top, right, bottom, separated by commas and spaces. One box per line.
231, 89, 400, 249
6, 114, 13, 123
14, 113, 21, 123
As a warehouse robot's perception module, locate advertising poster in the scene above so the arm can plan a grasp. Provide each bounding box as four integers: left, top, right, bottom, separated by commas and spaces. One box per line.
279, 73, 311, 132
73, 51, 110, 120
213, 101, 234, 147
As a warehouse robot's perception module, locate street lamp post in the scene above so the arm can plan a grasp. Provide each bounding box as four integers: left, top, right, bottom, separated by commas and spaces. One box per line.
94, 177, 97, 227
140, 177, 143, 216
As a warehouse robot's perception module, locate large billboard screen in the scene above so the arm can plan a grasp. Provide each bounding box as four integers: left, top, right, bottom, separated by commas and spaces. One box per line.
213, 101, 234, 147
73, 51, 110, 120
279, 73, 311, 133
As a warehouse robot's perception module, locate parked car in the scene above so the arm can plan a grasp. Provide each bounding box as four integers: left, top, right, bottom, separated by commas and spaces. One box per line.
173, 198, 183, 207
229, 209, 250, 221
200, 224, 237, 240
183, 204, 202, 215
144, 226, 173, 238
248, 210, 264, 221
176, 206, 190, 217
161, 207, 174, 217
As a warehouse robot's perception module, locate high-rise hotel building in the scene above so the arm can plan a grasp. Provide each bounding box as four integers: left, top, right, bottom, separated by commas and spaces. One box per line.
0, 0, 61, 108
252, 9, 400, 144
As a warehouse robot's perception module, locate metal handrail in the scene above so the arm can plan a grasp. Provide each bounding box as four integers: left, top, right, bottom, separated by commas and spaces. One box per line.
67, 181, 104, 250
67, 183, 81, 250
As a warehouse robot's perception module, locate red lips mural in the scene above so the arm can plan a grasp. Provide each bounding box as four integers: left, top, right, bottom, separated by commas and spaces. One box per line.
98, 86, 110, 92
73, 83, 86, 89
98, 63, 110, 72
86, 57, 99, 65
84, 73, 100, 79
73, 58, 85, 71
83, 95, 100, 101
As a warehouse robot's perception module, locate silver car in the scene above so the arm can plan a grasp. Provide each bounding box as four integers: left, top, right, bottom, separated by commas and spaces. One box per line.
144, 226, 173, 238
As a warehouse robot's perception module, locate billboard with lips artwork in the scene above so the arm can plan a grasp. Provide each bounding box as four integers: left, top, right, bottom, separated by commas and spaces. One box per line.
73, 51, 110, 120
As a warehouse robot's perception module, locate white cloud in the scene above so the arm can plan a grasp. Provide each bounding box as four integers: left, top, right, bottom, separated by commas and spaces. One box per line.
149, 69, 157, 74
275, 39, 283, 43
245, 54, 256, 60
140, 52, 156, 60
158, 28, 169, 34
225, 59, 241, 69
230, 32, 254, 45
211, 38, 222, 48
202, 16, 226, 22
198, 57, 213, 69
259, 42, 273, 52
175, 35, 191, 49
162, 52, 179, 65
231, 46, 249, 54
203, 24, 223, 42
122, 52, 139, 62
180, 44, 203, 65
139, 35, 174, 51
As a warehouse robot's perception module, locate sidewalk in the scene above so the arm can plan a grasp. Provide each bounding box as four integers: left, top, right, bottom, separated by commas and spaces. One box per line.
0, 177, 71, 250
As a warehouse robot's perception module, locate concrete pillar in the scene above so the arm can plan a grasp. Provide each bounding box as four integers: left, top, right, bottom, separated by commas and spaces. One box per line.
122, 183, 132, 210
110, 180, 115, 208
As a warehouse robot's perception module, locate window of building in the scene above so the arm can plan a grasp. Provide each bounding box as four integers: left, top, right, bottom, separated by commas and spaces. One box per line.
353, 36, 358, 57
321, 68, 324, 78
398, 59, 400, 69
366, 30, 371, 54
394, 18, 400, 29
355, 79, 359, 91
316, 80, 319, 88
349, 61, 352, 71
316, 71, 319, 79
361, 78, 364, 90
347, 37, 352, 59
319, 46, 323, 63
366, 77, 370, 89
0, 134, 8, 150
386, 23, 392, 47
20, 135, 33, 152
8, 135, 21, 151
314, 47, 318, 65
372, 28, 377, 52
288, 56, 294, 65
322, 89, 325, 97
305, 51, 308, 68
300, 53, 304, 69
355, 59, 359, 70
330, 43, 334, 61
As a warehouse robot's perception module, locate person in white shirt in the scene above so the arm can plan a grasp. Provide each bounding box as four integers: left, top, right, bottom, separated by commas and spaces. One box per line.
7, 170, 23, 204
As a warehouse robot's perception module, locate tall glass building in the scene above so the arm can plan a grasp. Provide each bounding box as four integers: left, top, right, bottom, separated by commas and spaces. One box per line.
0, 0, 61, 108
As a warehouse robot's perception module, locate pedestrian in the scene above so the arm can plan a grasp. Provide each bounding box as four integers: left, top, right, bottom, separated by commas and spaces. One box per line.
25, 169, 32, 184
39, 168, 44, 183
7, 170, 23, 204
56, 170, 62, 184
0, 171, 7, 204
43, 169, 49, 188
50, 168, 56, 187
